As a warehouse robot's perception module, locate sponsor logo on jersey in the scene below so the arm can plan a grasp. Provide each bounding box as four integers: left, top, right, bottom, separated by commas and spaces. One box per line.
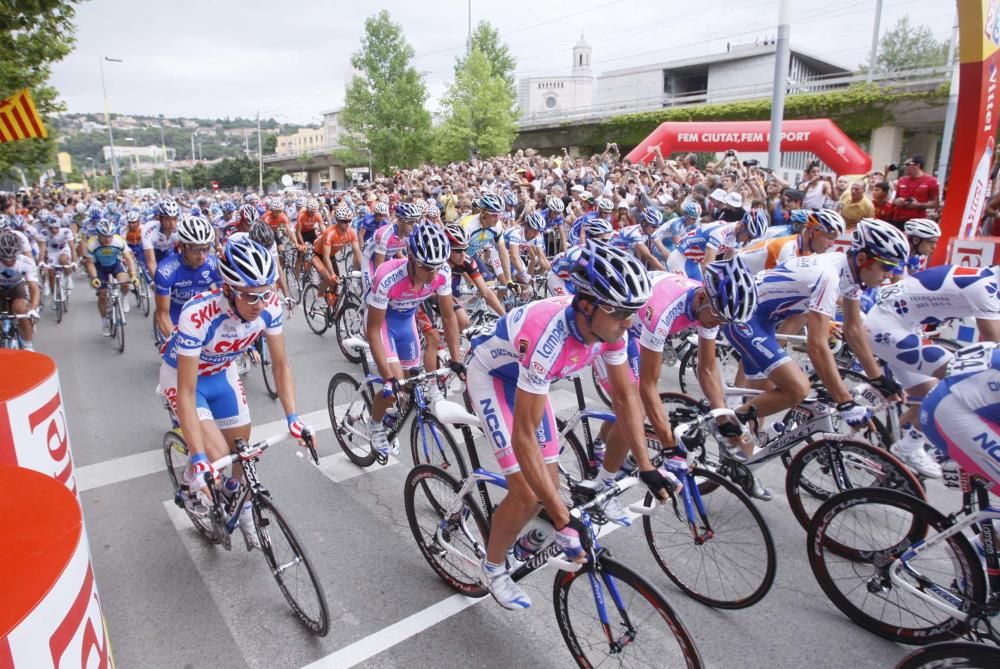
517, 337, 529, 360
190, 300, 222, 329
479, 398, 507, 448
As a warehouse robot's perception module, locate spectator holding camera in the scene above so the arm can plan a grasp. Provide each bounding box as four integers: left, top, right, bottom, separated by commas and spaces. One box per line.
798, 161, 833, 209
891, 155, 939, 230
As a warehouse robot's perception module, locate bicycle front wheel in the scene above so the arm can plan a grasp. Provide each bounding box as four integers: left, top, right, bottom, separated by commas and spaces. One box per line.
894, 641, 1000, 669
328, 372, 376, 467
114, 303, 125, 353
162, 430, 217, 543
807, 487, 985, 645
258, 338, 278, 400
553, 556, 703, 668
785, 438, 925, 535
301, 284, 331, 335
409, 413, 467, 477
253, 494, 330, 636
335, 294, 364, 364
404, 464, 490, 597
642, 467, 775, 609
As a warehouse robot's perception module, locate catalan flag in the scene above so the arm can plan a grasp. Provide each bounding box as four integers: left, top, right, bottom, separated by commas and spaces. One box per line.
0, 89, 48, 143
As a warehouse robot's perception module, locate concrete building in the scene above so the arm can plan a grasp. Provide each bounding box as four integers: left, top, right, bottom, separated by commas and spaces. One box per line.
275, 126, 327, 155
518, 35, 594, 120
101, 144, 175, 163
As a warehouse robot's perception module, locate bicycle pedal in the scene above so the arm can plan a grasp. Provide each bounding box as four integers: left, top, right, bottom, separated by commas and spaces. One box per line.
375, 451, 389, 466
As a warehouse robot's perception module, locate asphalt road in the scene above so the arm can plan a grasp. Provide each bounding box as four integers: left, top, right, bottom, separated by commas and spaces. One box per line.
32, 283, 944, 669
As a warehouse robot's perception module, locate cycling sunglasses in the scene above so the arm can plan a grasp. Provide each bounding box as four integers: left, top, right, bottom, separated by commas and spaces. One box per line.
235, 288, 275, 305
597, 304, 639, 320
860, 254, 900, 270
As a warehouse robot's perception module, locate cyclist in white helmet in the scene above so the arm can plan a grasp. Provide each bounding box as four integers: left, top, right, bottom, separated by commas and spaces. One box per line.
154, 215, 221, 340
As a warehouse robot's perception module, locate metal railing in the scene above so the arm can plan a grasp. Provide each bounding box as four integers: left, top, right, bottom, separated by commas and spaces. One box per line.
263, 144, 347, 163
518, 65, 950, 130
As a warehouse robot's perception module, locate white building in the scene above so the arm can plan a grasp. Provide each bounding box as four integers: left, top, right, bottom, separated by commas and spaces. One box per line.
101, 144, 175, 163
518, 35, 594, 121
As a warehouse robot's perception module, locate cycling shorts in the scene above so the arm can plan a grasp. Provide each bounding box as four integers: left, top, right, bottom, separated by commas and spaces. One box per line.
96, 262, 127, 282
666, 249, 702, 282
158, 362, 251, 429
593, 329, 640, 393
381, 310, 422, 369
466, 358, 560, 476
0, 282, 28, 306
547, 273, 571, 297
301, 229, 317, 244
722, 316, 789, 380
864, 304, 953, 389
920, 372, 1000, 492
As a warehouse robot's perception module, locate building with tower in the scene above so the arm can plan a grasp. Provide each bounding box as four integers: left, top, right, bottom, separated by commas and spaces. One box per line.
517, 35, 594, 121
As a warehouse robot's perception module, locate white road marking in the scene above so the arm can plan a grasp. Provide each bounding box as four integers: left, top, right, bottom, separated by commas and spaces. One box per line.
316, 452, 399, 482
77, 408, 331, 492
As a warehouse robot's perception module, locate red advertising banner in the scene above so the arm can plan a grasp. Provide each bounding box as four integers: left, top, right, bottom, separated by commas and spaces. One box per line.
933, 1, 1000, 265
624, 119, 871, 175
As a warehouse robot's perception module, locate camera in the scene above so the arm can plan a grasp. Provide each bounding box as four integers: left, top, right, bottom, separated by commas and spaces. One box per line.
725, 150, 736, 157
743, 159, 759, 167
888, 163, 898, 172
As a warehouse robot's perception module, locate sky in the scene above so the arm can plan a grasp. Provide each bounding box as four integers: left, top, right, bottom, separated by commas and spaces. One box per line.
49, 0, 956, 124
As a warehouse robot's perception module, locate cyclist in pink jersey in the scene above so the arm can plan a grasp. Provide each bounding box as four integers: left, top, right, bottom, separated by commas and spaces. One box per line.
360, 202, 421, 294
466, 242, 673, 610
366, 223, 464, 457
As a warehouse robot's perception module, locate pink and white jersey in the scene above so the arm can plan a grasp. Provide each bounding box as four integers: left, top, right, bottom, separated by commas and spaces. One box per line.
365, 223, 408, 260
367, 256, 451, 316
161, 289, 283, 375
470, 295, 627, 394
638, 272, 718, 352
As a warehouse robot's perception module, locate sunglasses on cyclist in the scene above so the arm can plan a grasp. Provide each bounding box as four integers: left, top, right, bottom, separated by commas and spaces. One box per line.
235, 288, 274, 305
597, 304, 639, 320
185, 244, 212, 254
860, 254, 900, 270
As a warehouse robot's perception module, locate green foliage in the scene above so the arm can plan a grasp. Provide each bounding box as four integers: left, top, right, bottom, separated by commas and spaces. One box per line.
433, 47, 518, 163
590, 83, 949, 151
0, 0, 82, 177
341, 10, 431, 174
861, 16, 949, 74
456, 21, 517, 101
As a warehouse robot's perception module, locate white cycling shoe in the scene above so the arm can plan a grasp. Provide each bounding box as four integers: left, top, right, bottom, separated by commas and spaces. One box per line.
890, 442, 943, 479
480, 559, 532, 610
238, 502, 261, 550
579, 476, 632, 527
101, 318, 111, 337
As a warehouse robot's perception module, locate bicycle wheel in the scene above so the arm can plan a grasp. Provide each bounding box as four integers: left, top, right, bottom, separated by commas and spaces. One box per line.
335, 294, 364, 364
591, 367, 612, 408
807, 487, 985, 645
328, 372, 376, 467
404, 464, 490, 597
553, 556, 704, 668
252, 494, 330, 636
55, 282, 64, 324
554, 417, 598, 484
301, 283, 331, 335
895, 641, 1000, 669
114, 303, 125, 353
409, 413, 467, 477
785, 438, 925, 535
256, 338, 278, 400
642, 467, 776, 609
678, 342, 740, 395
162, 430, 217, 543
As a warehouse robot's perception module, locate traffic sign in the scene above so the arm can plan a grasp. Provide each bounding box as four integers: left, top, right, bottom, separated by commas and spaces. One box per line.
211, 180, 219, 191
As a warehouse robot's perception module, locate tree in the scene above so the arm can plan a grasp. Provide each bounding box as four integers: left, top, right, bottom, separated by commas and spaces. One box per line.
456, 21, 517, 101
340, 10, 431, 174
863, 16, 949, 74
432, 47, 518, 164
0, 1, 82, 178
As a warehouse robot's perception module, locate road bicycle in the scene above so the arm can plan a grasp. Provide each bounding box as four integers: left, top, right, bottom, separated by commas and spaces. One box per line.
327, 336, 462, 470
894, 640, 1000, 668
163, 429, 329, 636
100, 276, 127, 353
301, 269, 364, 358
133, 266, 152, 317
807, 468, 1000, 646
404, 460, 704, 667
40, 262, 75, 323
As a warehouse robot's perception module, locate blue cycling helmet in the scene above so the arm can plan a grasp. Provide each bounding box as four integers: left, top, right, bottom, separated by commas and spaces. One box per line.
502, 191, 518, 207
788, 209, 810, 231
407, 222, 450, 268
221, 201, 237, 214
641, 208, 664, 228
478, 193, 504, 215
568, 240, 652, 310
219, 238, 276, 288
682, 200, 702, 219
584, 217, 614, 238
741, 208, 770, 238
525, 211, 547, 231
88, 205, 103, 221
190, 206, 203, 217
396, 202, 422, 221
702, 256, 758, 323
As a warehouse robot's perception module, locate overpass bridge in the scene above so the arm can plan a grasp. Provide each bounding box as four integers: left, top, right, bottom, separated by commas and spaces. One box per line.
513, 65, 952, 175
262, 146, 352, 191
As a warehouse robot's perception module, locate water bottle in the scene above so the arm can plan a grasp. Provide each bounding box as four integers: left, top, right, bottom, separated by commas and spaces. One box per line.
222, 476, 241, 499
382, 407, 400, 431
592, 437, 607, 466
512, 528, 549, 562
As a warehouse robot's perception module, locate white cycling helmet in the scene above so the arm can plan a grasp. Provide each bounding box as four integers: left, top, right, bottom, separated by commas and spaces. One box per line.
0, 231, 21, 259
220, 238, 276, 288
595, 197, 615, 212
546, 196, 565, 213
702, 256, 758, 324
334, 205, 352, 221
177, 215, 215, 245
157, 200, 179, 218
904, 218, 942, 240
306, 198, 319, 212
374, 201, 389, 216
584, 217, 614, 238
810, 208, 846, 236
569, 241, 652, 310
853, 218, 910, 265
407, 222, 450, 268
95, 218, 117, 237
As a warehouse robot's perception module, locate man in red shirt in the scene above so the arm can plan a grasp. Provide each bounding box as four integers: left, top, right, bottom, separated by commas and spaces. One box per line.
891, 155, 939, 230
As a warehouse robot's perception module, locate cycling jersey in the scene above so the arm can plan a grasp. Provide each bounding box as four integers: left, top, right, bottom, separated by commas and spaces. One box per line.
541, 209, 563, 231
463, 215, 504, 257
161, 288, 283, 375
141, 221, 180, 259
568, 211, 605, 246
39, 227, 75, 255
0, 255, 39, 288
154, 254, 222, 324
313, 225, 357, 258
353, 214, 382, 245
504, 226, 543, 255
263, 211, 292, 233
86, 234, 130, 269
609, 224, 648, 251
637, 272, 718, 352
297, 211, 322, 233
674, 222, 740, 261
546, 247, 584, 297
448, 254, 481, 300
367, 223, 409, 259
738, 235, 800, 275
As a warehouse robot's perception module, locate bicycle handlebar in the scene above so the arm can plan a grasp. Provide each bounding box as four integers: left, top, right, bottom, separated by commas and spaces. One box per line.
208, 430, 303, 471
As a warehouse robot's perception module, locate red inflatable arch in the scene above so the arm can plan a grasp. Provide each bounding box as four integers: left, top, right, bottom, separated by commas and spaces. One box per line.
624, 119, 871, 175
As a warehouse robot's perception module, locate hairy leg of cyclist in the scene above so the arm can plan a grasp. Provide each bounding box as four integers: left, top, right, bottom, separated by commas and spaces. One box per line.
735, 361, 810, 457
486, 463, 559, 565
455, 304, 470, 331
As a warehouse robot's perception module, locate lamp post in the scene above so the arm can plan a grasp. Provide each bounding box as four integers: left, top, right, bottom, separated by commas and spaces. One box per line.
100, 56, 123, 191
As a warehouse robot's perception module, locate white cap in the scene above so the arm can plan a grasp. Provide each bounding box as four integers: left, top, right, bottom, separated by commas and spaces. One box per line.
709, 188, 727, 202
570, 184, 586, 193
724, 192, 743, 208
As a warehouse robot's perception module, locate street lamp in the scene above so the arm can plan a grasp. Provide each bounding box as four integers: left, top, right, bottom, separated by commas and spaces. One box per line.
124, 137, 141, 189
100, 56, 123, 191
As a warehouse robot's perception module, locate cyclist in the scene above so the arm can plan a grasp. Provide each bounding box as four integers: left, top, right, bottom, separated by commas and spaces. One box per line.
505, 211, 550, 286
542, 196, 566, 253
354, 201, 388, 249
363, 202, 422, 293
739, 208, 845, 275
546, 219, 614, 297
295, 197, 324, 263
920, 342, 1000, 490
213, 201, 238, 235
0, 231, 40, 350
609, 207, 668, 271
366, 223, 464, 455
311, 205, 362, 306
84, 218, 137, 336
142, 199, 181, 277
263, 198, 293, 251
464, 193, 515, 290
37, 215, 76, 303
443, 223, 505, 330
668, 208, 768, 281
159, 238, 312, 548
722, 218, 909, 464
466, 242, 673, 610
894, 218, 941, 279
154, 215, 221, 341
864, 263, 1000, 478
